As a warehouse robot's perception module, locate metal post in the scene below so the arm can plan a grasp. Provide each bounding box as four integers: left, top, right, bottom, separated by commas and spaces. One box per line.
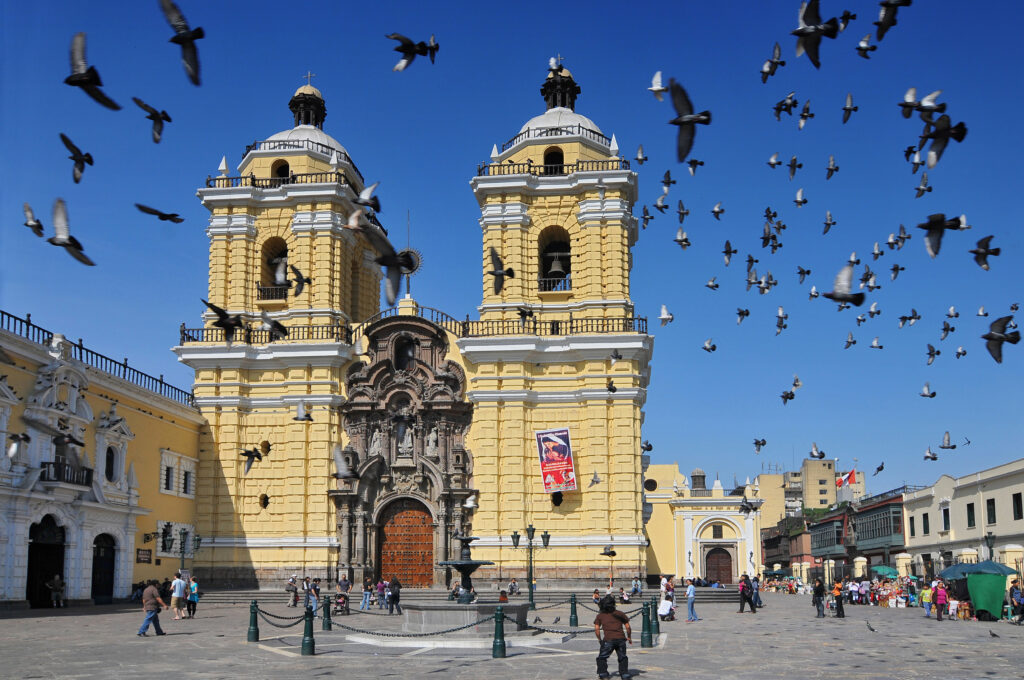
322, 596, 333, 631
527, 539, 535, 610
179, 528, 187, 572
247, 600, 259, 643
492, 605, 506, 658
301, 606, 315, 656
569, 593, 578, 627
649, 595, 660, 637
640, 602, 653, 648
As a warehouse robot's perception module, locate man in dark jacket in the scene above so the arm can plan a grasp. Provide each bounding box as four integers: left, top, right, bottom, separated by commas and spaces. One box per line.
388, 577, 403, 615
737, 574, 756, 613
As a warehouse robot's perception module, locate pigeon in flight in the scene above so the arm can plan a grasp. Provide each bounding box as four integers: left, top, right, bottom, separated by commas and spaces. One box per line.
844, 332, 856, 349
797, 266, 812, 284
354, 181, 381, 212
705, 276, 719, 291
333, 443, 359, 480
653, 193, 668, 214
969, 236, 1000, 271
918, 213, 965, 258
711, 202, 725, 220
135, 203, 184, 223
722, 241, 737, 266
702, 338, 717, 353
23, 203, 44, 237
293, 402, 313, 422
792, 0, 840, 69
668, 78, 711, 163
964, 437, 971, 446
823, 211, 836, 234
269, 256, 288, 285
910, 150, 924, 174
648, 71, 667, 101
687, 159, 704, 176
926, 344, 941, 365
823, 263, 865, 307
839, 9, 857, 30
940, 320, 955, 341
990, 630, 1000, 638
606, 380, 617, 393
873, 462, 884, 476
201, 299, 243, 343
871, 242, 884, 261
923, 115, 968, 168
7, 433, 30, 460
787, 155, 802, 180
767, 152, 782, 168
898, 87, 922, 119
641, 440, 654, 452
290, 265, 312, 297
64, 33, 121, 110
609, 349, 623, 365
753, 438, 766, 454
241, 447, 262, 475
764, 206, 778, 222
661, 170, 676, 189
977, 306, 988, 317
825, 155, 839, 180
781, 389, 796, 405
641, 205, 653, 229
59, 133, 93, 184
939, 431, 957, 450
856, 314, 867, 326
736, 308, 750, 325
870, 336, 883, 349
673, 228, 691, 249
955, 346, 966, 359
589, 470, 601, 488
808, 286, 819, 300
898, 309, 920, 328
761, 43, 785, 83
875, 0, 911, 41
890, 264, 905, 281
677, 200, 689, 223
923, 447, 938, 461
387, 33, 439, 71
487, 248, 514, 295
261, 311, 288, 341
159, 0, 204, 85
48, 199, 95, 266
793, 188, 807, 208
747, 254, 759, 273
914, 89, 946, 122
868, 301, 881, 318
635, 144, 648, 165
659, 305, 674, 326
809, 442, 825, 459
914, 173, 932, 198
920, 382, 936, 398
798, 100, 814, 130
982, 316, 1020, 364
841, 93, 858, 124
855, 34, 877, 59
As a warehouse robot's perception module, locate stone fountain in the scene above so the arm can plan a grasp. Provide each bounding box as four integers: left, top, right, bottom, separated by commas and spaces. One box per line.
438, 534, 493, 603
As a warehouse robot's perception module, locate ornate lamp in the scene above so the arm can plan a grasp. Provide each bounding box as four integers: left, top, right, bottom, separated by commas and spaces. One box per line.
984, 531, 996, 561
510, 530, 520, 549
541, 530, 551, 548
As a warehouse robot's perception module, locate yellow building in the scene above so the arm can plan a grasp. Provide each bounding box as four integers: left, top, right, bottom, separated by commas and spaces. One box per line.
0, 312, 203, 608
176, 64, 653, 588
644, 465, 764, 584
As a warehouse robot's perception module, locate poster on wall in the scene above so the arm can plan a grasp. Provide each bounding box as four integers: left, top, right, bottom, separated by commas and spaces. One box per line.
535, 427, 577, 493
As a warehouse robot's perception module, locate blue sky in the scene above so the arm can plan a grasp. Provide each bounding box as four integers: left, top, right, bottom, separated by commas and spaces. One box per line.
2, 1, 1021, 492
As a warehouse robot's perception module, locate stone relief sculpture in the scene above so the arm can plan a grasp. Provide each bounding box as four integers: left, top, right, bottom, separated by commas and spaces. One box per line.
425, 426, 438, 458
368, 428, 383, 459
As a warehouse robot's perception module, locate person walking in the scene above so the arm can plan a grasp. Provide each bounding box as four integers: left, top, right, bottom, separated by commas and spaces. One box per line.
752, 575, 763, 608
285, 575, 299, 607
934, 581, 948, 622
185, 577, 199, 619
832, 579, 845, 618
376, 579, 387, 609
812, 578, 826, 618
920, 582, 933, 617
170, 572, 188, 620
737, 574, 756, 614
309, 578, 321, 616
685, 579, 699, 622
388, 576, 403, 615
301, 576, 311, 610
594, 594, 632, 680
45, 574, 65, 608
137, 580, 167, 637
359, 577, 373, 610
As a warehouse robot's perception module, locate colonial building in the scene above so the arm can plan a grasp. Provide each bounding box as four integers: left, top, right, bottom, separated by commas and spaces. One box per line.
0, 311, 203, 608
176, 64, 654, 588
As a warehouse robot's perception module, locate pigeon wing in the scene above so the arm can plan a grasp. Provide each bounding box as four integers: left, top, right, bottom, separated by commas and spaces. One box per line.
70, 32, 87, 74
180, 40, 200, 85
651, 70, 662, 89
83, 85, 121, 110
52, 199, 70, 242
669, 78, 694, 118
160, 0, 190, 33
803, 0, 822, 26
359, 181, 379, 203
833, 264, 854, 295
384, 265, 401, 306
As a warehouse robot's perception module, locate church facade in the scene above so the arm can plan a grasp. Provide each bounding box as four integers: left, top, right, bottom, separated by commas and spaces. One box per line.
176, 64, 656, 588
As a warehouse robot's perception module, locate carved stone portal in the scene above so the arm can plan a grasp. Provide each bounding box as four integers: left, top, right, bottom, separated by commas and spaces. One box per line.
329, 315, 474, 587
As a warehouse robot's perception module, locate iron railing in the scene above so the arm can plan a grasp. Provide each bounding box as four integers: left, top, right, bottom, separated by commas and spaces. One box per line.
689, 489, 713, 497
501, 124, 611, 152
179, 323, 352, 345
538, 276, 571, 292
242, 138, 366, 183
205, 170, 348, 189
476, 159, 630, 177
0, 310, 195, 408
257, 284, 290, 301
40, 461, 94, 487
856, 485, 928, 507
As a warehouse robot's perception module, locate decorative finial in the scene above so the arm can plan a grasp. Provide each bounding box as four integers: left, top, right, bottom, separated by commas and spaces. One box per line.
609, 134, 619, 157
303, 70, 317, 87
329, 150, 341, 170
490, 144, 499, 162
217, 156, 228, 177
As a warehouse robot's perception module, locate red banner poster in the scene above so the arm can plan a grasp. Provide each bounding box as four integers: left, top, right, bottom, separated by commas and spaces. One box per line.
535, 428, 577, 493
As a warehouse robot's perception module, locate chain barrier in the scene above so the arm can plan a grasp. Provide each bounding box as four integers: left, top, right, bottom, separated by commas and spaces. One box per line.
257, 610, 307, 629
532, 598, 571, 610
506, 613, 587, 635
325, 616, 493, 638
256, 607, 306, 621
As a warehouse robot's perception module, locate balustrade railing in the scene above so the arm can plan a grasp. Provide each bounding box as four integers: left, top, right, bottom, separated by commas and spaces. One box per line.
40, 461, 94, 487
477, 159, 630, 177
538, 276, 572, 292
242, 139, 366, 183
501, 124, 612, 152
205, 171, 349, 189
257, 284, 290, 301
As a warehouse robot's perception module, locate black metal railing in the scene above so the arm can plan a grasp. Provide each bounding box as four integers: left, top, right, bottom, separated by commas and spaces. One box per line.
538, 276, 571, 292
476, 159, 630, 177
856, 485, 928, 507
241, 139, 366, 184
40, 461, 94, 487
0, 310, 195, 408
501, 124, 611, 152
257, 284, 290, 301
205, 171, 349, 189
179, 323, 352, 345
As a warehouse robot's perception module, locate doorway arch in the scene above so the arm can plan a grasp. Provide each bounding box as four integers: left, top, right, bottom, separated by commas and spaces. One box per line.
27, 515, 66, 608
91, 534, 116, 604
705, 547, 733, 585
377, 499, 433, 588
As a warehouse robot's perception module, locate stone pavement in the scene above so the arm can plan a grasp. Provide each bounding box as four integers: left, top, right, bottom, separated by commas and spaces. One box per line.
0, 593, 1020, 679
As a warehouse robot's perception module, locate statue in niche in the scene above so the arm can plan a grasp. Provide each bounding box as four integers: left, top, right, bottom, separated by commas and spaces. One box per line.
368, 428, 383, 459
397, 421, 414, 456
425, 426, 439, 458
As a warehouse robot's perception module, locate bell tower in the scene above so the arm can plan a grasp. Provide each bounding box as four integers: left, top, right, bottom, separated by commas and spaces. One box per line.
176, 83, 390, 586
463, 62, 655, 585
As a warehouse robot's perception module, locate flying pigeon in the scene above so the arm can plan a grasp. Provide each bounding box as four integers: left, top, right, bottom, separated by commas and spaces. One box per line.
914, 173, 932, 198
969, 236, 1000, 271
589, 470, 601, 487
7, 433, 30, 460
793, 188, 807, 207
788, 155, 802, 180
59, 133, 93, 184
990, 630, 1000, 638
910, 150, 924, 174
856, 314, 867, 326
487, 248, 514, 295
923, 447, 937, 461
132, 97, 172, 144
747, 254, 759, 272
868, 301, 881, 318
839, 9, 857, 30
64, 32, 121, 110
870, 336, 883, 349
920, 381, 936, 398
606, 380, 616, 393
659, 305, 674, 326
240, 447, 265, 475
135, 203, 184, 223
333, 443, 359, 480
677, 200, 689, 223
926, 344, 941, 365
722, 241, 737, 266
753, 438, 766, 454
871, 242, 884, 261
823, 263, 865, 307
939, 431, 956, 450
767, 152, 782, 168
668, 78, 711, 163
955, 346, 966, 359
890, 264, 904, 281
641, 440, 654, 452
653, 193, 668, 213
387, 33, 439, 71
866, 620, 877, 632
898, 309, 920, 328
923, 115, 967, 168
159, 0, 204, 85
844, 332, 856, 349
635, 144, 648, 165
798, 100, 814, 130
855, 34, 877, 58
702, 338, 716, 353
648, 71, 667, 101
641, 205, 653, 229
661, 170, 676, 189
809, 442, 825, 459
201, 298, 242, 343
705, 276, 719, 291
873, 462, 884, 476
964, 437, 971, 446
673, 228, 691, 249
290, 265, 312, 297
761, 43, 785, 83
982, 316, 1020, 363
261, 311, 288, 341
293, 402, 313, 422
711, 202, 725, 220
809, 285, 819, 300
23, 203, 44, 237
823, 211, 836, 234
764, 206, 778, 222
841, 93, 858, 124
915, 89, 946, 122
875, 0, 911, 41
609, 349, 623, 365
354, 181, 382, 212
825, 155, 839, 180
736, 308, 750, 325
977, 306, 988, 317
780, 389, 796, 405
940, 320, 955, 340
48, 199, 95, 266
269, 256, 288, 285
898, 87, 922, 119
792, 0, 840, 69
687, 159, 704, 176
797, 266, 812, 284
918, 213, 966, 258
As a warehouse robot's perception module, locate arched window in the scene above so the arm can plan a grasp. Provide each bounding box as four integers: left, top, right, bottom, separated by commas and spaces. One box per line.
395, 338, 418, 371
104, 446, 117, 482
259, 237, 290, 300
542, 147, 564, 175
271, 159, 290, 178
538, 226, 572, 292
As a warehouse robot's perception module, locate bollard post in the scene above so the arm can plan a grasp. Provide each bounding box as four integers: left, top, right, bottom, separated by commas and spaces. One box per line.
640, 602, 653, 648
247, 600, 260, 643
492, 605, 506, 658
650, 596, 661, 637
301, 606, 315, 656
322, 597, 333, 631
569, 593, 578, 627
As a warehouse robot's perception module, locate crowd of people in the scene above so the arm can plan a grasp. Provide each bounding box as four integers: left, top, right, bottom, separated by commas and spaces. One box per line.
284, 574, 405, 615
136, 572, 200, 637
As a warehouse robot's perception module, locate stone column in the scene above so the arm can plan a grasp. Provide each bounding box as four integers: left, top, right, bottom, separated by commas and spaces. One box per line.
853, 556, 868, 578
894, 552, 912, 577
682, 515, 693, 577
353, 511, 366, 567
800, 561, 810, 582
773, 563, 782, 572
338, 512, 352, 568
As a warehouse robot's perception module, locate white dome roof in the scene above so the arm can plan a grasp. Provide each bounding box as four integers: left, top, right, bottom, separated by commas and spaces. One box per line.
518, 107, 602, 135
265, 124, 348, 156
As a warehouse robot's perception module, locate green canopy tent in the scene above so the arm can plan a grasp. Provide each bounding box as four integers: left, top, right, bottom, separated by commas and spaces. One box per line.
938, 560, 1018, 580
937, 561, 1018, 620
870, 565, 899, 578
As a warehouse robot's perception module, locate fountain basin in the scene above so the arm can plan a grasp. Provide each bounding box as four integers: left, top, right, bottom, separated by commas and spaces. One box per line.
402, 602, 530, 636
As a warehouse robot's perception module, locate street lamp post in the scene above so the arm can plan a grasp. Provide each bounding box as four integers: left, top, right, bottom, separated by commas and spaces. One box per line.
984, 531, 996, 562
510, 524, 550, 610
176, 528, 202, 572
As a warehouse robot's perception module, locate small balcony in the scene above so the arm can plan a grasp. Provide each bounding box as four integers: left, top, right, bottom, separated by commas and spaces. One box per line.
40, 461, 93, 487
538, 276, 571, 292
257, 284, 290, 301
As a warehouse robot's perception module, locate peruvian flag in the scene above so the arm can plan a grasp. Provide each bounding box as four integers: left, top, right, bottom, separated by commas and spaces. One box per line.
836, 469, 856, 487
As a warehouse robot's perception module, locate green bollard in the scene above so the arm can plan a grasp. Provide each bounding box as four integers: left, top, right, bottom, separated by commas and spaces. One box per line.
649, 596, 660, 637
569, 593, 578, 628
322, 597, 333, 631
492, 605, 506, 658
640, 603, 653, 648
247, 600, 260, 642
301, 606, 315, 656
